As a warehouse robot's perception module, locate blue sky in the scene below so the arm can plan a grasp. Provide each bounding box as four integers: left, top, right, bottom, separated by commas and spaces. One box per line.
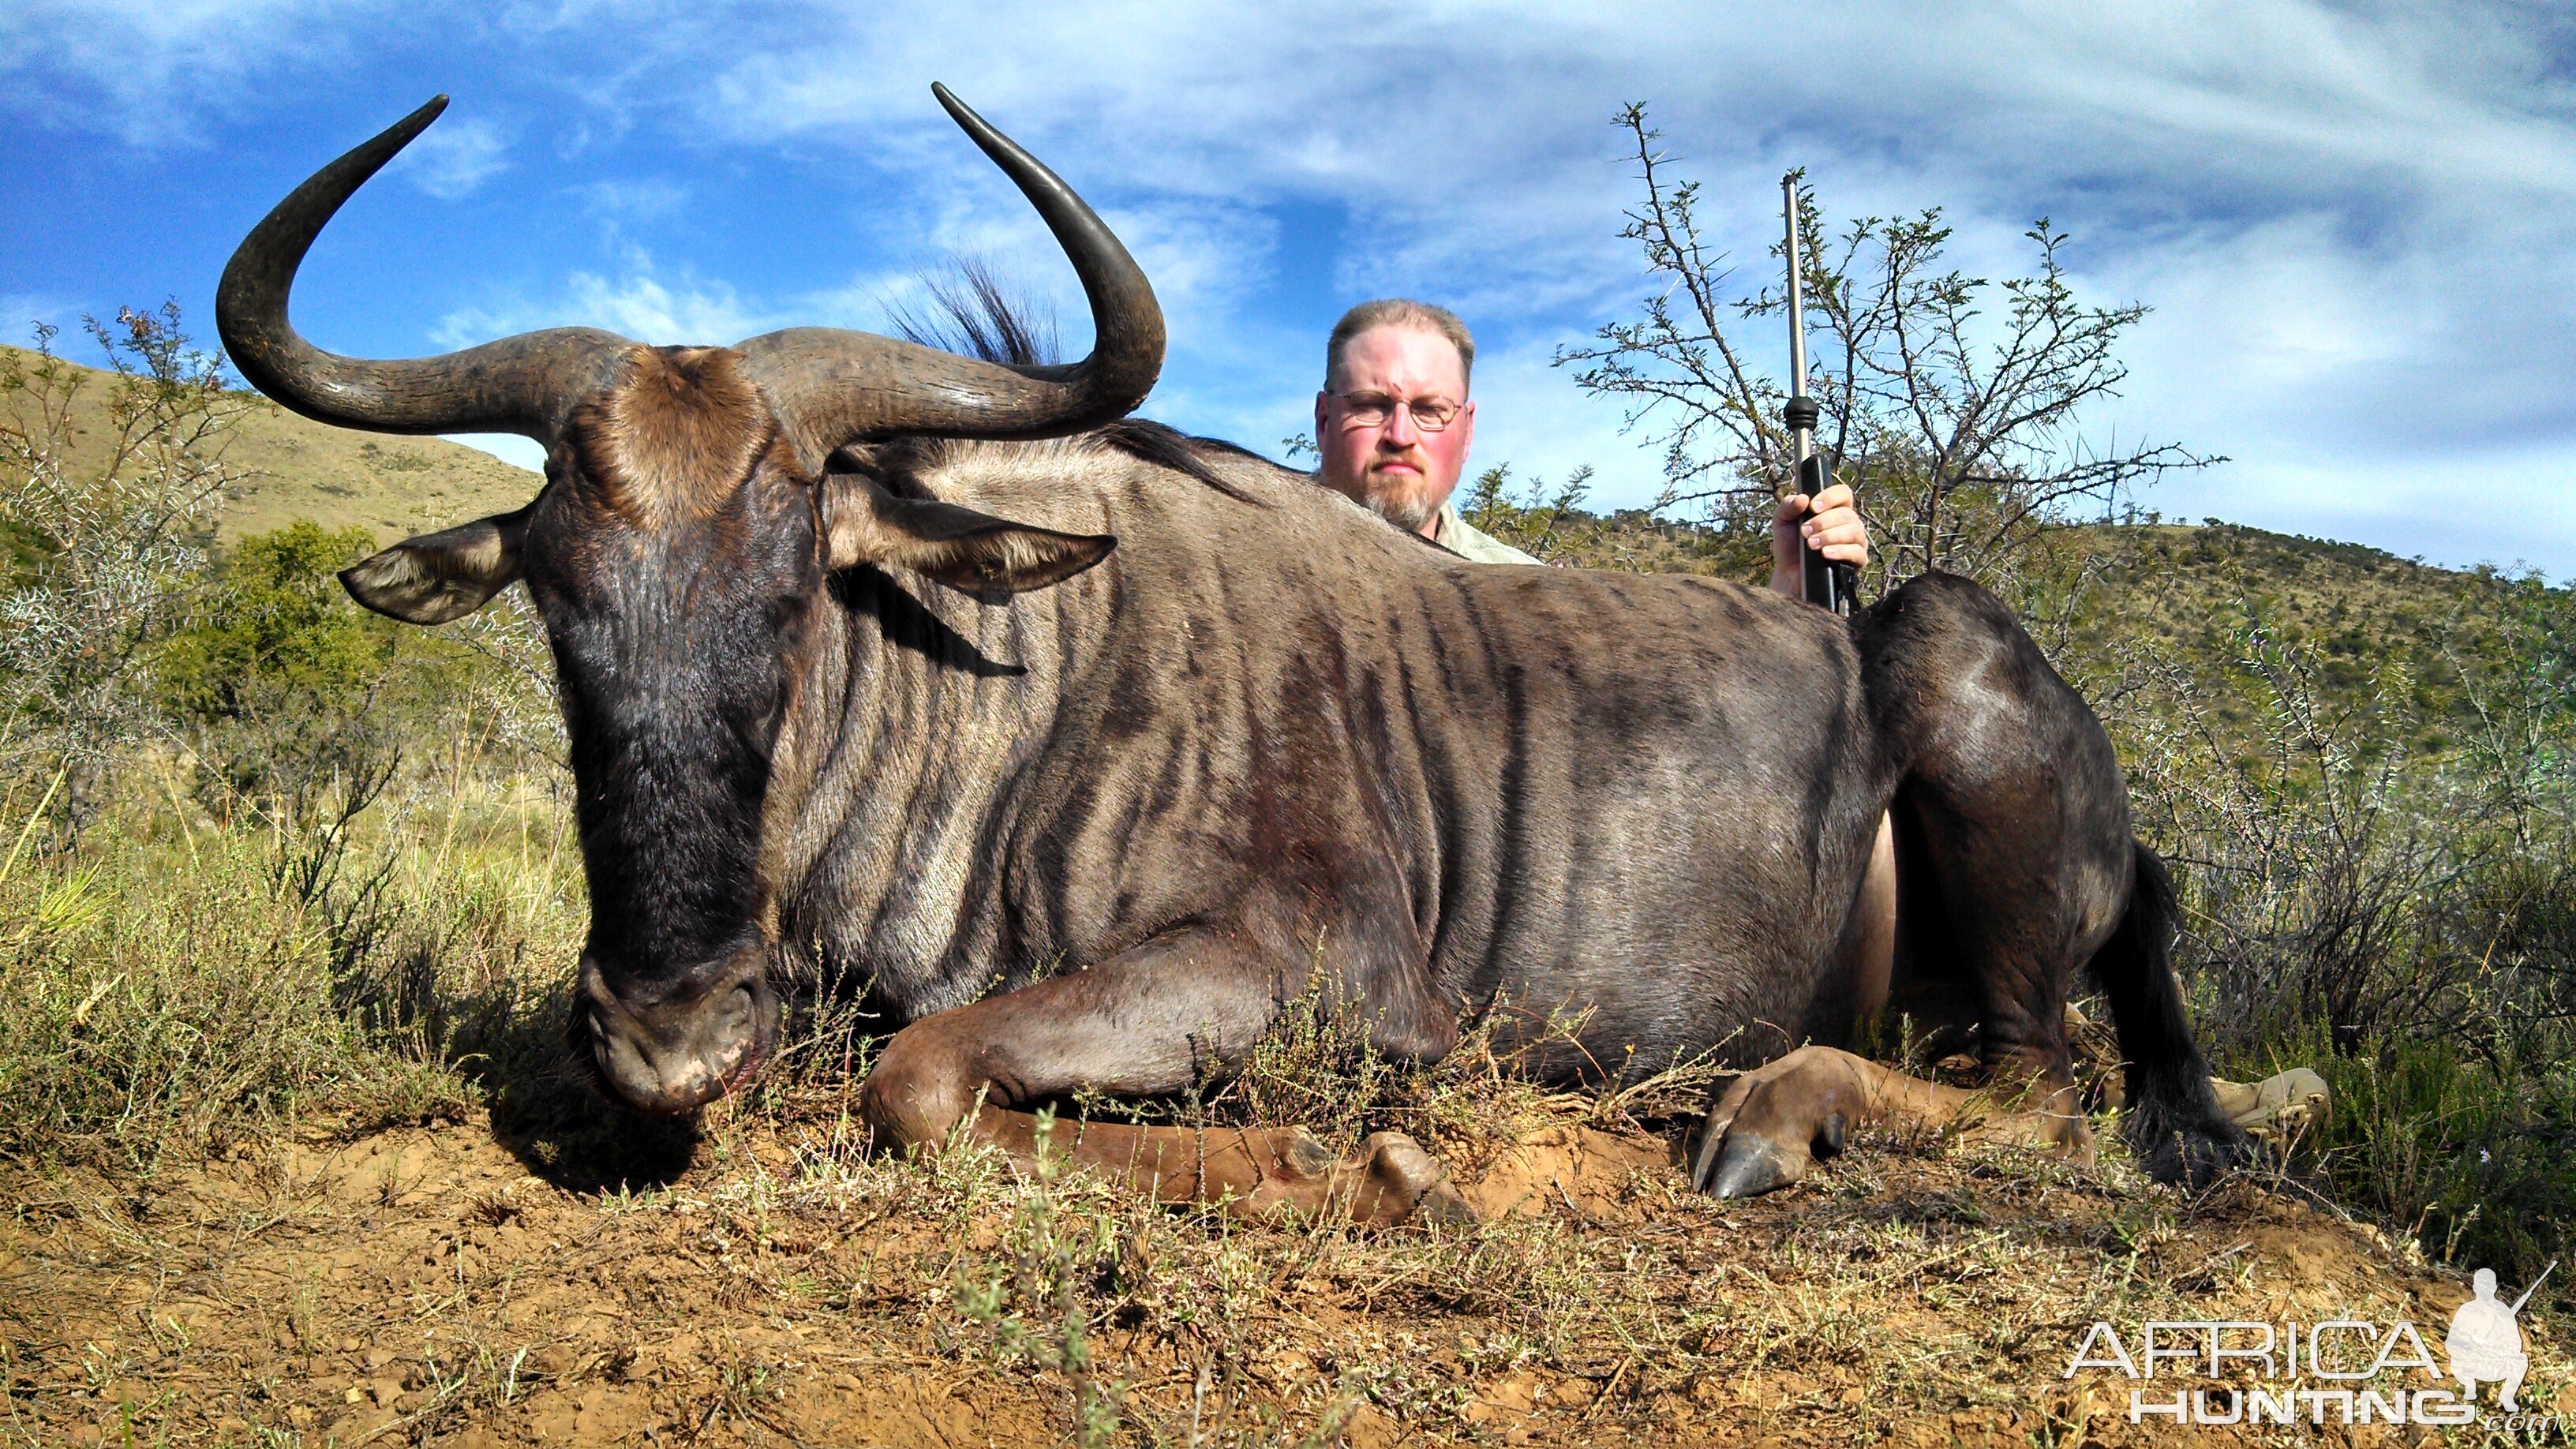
6, 1, 2574, 579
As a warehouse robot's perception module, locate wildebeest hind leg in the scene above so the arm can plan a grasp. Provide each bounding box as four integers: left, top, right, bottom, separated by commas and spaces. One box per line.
858, 933, 1469, 1225
1688, 1045, 2091, 1198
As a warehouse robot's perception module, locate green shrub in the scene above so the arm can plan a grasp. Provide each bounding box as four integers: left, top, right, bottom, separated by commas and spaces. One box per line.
157, 520, 394, 724
154, 521, 405, 827
2281, 1026, 2576, 1279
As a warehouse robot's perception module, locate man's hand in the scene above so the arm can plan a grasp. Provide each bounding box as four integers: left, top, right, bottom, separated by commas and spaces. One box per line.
1769, 482, 1868, 600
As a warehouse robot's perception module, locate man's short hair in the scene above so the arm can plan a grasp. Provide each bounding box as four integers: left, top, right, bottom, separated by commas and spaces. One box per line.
1325, 299, 1475, 390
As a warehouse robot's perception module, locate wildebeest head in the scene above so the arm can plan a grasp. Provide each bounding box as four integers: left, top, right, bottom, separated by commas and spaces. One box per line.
216, 88, 1157, 1114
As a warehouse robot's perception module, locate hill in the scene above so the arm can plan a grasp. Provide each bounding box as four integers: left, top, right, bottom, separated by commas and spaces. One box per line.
2, 345, 539, 546
1464, 496, 2567, 758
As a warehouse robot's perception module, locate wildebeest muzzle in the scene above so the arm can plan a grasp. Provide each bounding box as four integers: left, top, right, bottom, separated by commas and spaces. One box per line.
576, 948, 778, 1114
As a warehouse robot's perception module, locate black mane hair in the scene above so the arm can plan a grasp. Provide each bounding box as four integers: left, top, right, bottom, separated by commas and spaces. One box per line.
887, 260, 1275, 505
889, 258, 1059, 369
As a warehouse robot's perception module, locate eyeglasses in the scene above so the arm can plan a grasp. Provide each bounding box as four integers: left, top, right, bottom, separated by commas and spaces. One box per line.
1327, 390, 1464, 432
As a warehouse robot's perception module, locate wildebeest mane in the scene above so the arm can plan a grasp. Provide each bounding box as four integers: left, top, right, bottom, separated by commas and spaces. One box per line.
1092, 419, 1271, 504
882, 264, 1271, 504
831, 421, 1269, 507
889, 259, 1060, 371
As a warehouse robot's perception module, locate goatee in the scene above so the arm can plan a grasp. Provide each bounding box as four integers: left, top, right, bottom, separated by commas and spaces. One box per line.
1365, 472, 1440, 534
1368, 492, 1438, 534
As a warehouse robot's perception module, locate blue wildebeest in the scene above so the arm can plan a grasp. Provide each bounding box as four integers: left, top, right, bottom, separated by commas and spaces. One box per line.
216, 89, 2249, 1222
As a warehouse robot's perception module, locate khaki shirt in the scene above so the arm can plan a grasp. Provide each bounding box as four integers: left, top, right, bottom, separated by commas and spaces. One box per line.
1431, 502, 1543, 565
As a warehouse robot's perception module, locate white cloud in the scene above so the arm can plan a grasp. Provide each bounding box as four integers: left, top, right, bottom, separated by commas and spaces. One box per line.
391, 115, 512, 199
1463, 332, 1657, 498
677, 1, 2576, 574
37, 0, 2571, 571
442, 432, 549, 472
0, 0, 389, 145
433, 250, 789, 348
571, 178, 689, 221
2155, 441, 2576, 582
564, 268, 770, 345
0, 294, 82, 349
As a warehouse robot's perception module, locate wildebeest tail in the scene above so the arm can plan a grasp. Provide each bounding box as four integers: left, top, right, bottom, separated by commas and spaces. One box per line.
2087, 839, 2248, 1187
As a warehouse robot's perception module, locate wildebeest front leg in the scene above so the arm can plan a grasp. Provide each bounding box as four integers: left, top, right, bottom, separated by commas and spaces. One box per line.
1687, 1045, 2091, 1198
859, 934, 1467, 1224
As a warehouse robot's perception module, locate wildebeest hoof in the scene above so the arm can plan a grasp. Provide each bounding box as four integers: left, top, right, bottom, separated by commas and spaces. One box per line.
1280, 1126, 1336, 1179
1352, 1130, 1474, 1226
1688, 1045, 1870, 1198
1698, 1132, 1808, 1199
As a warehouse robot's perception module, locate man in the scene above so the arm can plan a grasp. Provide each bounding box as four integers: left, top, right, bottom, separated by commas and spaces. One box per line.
1312, 298, 1870, 590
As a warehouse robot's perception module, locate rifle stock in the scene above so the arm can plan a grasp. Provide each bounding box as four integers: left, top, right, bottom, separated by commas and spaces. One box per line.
1797, 452, 1851, 614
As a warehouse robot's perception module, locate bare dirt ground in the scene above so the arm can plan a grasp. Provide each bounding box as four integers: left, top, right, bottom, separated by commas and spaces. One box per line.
7, 1094, 2553, 1448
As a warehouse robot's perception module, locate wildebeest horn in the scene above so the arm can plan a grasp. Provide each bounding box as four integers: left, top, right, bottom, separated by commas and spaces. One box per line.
216, 95, 632, 444
732, 83, 1166, 467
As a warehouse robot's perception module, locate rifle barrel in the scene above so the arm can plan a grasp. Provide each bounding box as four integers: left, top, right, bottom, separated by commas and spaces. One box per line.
2508, 1260, 2557, 1315
1782, 173, 1810, 464
1781, 172, 1846, 615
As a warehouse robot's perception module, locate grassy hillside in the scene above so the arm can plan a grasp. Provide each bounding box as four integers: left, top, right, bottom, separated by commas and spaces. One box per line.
1468, 492, 2565, 754
3, 344, 539, 545
2062, 521, 2555, 745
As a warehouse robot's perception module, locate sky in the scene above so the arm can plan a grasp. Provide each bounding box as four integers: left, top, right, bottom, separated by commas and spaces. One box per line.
6, 1, 2574, 579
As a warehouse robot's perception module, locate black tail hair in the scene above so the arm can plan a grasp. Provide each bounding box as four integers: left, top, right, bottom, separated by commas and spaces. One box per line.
2089, 840, 2250, 1186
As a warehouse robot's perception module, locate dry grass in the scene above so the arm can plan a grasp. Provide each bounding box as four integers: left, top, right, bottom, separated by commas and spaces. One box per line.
5, 784, 2563, 1447
0, 767, 583, 1178
11, 1078, 2544, 1447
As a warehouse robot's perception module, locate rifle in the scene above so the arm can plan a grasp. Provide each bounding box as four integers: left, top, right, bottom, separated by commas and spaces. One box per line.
2508, 1260, 2556, 1315
1781, 172, 1852, 616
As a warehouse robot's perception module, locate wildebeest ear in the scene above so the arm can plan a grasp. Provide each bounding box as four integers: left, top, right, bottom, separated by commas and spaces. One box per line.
823, 477, 1115, 593
339, 504, 530, 624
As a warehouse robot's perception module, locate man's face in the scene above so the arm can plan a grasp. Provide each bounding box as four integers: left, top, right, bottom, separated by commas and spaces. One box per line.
1315, 324, 1476, 537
